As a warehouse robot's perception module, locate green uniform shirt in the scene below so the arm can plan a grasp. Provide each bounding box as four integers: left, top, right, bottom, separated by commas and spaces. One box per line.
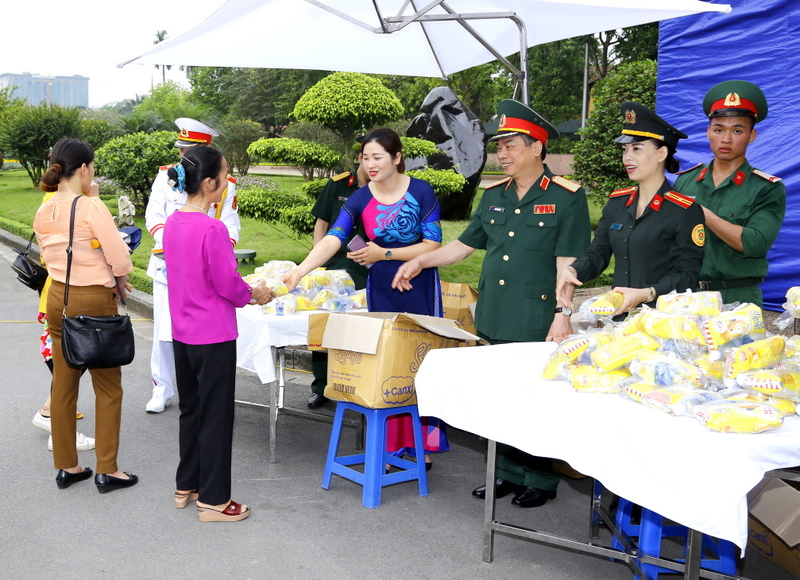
311, 171, 368, 289
570, 179, 705, 303
459, 166, 591, 342
673, 159, 786, 306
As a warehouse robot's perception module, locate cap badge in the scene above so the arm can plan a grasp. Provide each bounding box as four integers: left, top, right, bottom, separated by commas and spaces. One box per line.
624, 109, 636, 124
180, 128, 190, 138
498, 114, 507, 129
724, 92, 741, 107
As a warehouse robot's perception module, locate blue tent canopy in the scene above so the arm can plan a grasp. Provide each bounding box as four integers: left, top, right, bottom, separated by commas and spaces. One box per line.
657, 0, 800, 310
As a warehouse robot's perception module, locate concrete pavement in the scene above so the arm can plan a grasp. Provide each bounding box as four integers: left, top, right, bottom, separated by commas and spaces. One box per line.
0, 233, 791, 580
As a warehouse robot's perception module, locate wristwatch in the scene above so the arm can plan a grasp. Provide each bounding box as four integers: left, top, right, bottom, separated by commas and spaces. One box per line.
555, 306, 572, 316
384, 250, 393, 261
646, 287, 656, 303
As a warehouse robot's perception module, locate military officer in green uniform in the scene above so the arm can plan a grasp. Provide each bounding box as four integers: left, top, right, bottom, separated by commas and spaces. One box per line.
558, 102, 705, 316
393, 99, 591, 507
673, 80, 786, 308
307, 159, 369, 408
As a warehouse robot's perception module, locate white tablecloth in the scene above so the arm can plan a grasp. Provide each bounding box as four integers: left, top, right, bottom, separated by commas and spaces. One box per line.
414, 341, 800, 551
235, 306, 314, 383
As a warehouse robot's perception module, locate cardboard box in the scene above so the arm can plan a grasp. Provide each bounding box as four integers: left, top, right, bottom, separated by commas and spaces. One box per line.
440, 281, 478, 336
747, 477, 800, 578
309, 311, 479, 409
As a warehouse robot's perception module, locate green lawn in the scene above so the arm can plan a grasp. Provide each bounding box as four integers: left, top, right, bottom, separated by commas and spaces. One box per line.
0, 168, 606, 294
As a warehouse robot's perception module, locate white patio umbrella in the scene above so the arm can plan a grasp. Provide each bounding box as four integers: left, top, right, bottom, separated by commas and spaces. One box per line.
120, 0, 731, 105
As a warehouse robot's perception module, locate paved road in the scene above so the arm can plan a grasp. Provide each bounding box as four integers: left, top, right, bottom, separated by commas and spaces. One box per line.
0, 235, 790, 579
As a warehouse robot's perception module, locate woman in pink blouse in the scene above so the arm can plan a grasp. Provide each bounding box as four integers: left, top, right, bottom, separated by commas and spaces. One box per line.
34, 138, 137, 493
163, 145, 273, 522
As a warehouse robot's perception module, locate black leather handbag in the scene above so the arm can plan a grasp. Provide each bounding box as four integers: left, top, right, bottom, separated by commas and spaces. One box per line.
11, 235, 48, 291
61, 196, 135, 369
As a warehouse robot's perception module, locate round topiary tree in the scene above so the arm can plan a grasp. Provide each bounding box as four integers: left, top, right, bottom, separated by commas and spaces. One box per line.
94, 131, 178, 214
247, 137, 340, 181
292, 72, 404, 170
572, 60, 657, 201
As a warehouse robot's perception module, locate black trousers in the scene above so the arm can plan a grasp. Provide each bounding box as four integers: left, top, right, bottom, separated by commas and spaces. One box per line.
173, 339, 237, 505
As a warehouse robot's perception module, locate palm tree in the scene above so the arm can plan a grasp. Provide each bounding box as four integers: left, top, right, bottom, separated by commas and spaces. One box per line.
153, 30, 172, 84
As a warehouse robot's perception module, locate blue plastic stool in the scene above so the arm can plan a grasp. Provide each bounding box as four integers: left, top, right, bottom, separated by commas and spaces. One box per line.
612, 497, 737, 579
321, 401, 429, 508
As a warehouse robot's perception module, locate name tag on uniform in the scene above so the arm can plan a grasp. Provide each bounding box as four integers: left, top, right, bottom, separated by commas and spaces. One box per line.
610, 223, 623, 230
489, 206, 505, 213
534, 204, 556, 214
337, 196, 348, 201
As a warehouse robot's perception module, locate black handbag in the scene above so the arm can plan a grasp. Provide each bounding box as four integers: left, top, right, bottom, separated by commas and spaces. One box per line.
60, 196, 135, 369
11, 235, 48, 291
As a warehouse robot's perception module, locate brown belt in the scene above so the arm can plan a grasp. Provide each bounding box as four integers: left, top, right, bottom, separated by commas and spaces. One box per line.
698, 277, 764, 291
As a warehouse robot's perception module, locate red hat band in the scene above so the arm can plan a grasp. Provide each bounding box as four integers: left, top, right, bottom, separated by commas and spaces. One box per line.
709, 94, 759, 118
178, 128, 213, 144
498, 116, 549, 145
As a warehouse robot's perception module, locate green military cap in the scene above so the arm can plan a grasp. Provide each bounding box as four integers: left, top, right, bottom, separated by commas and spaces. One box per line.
615, 101, 687, 149
489, 99, 559, 145
703, 80, 768, 122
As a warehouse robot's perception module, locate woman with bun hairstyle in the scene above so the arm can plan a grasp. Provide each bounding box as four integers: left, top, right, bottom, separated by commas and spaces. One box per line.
163, 145, 274, 522
557, 102, 705, 316
282, 127, 448, 467
34, 138, 137, 492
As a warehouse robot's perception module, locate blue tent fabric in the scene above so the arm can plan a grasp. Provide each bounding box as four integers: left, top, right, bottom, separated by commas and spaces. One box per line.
657, 0, 800, 310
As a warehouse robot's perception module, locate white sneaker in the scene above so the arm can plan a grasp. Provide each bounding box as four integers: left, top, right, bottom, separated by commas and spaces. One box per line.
32, 411, 52, 434
146, 395, 173, 414
48, 432, 96, 452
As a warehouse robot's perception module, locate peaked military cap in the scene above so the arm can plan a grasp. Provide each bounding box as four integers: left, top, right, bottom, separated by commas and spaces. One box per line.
615, 101, 687, 149
703, 80, 768, 122
174, 117, 219, 148
488, 99, 559, 145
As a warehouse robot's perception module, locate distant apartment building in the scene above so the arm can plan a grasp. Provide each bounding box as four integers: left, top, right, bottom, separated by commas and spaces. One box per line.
0, 72, 89, 108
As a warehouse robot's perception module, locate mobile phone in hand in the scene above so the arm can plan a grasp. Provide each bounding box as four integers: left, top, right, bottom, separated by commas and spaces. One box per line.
346, 234, 372, 269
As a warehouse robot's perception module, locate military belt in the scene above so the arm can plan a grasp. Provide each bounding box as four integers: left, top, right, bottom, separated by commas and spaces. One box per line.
698, 277, 764, 291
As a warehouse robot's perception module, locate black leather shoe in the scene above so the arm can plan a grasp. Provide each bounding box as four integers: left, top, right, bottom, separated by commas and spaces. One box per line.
95, 472, 139, 494
56, 467, 93, 489
472, 478, 522, 500
511, 487, 557, 508
307, 393, 329, 408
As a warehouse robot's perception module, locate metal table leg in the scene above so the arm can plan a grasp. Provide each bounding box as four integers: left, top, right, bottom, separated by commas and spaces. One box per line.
482, 439, 498, 563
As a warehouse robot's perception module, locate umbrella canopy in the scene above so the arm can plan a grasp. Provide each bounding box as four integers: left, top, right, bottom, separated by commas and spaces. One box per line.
120, 0, 731, 102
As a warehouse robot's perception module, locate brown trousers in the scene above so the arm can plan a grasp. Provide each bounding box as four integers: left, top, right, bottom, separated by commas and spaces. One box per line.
47, 281, 123, 473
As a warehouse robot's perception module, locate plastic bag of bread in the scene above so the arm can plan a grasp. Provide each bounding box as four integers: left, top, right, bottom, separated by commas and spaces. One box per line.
542, 330, 615, 380
702, 303, 765, 359
569, 364, 630, 394
641, 386, 722, 415
255, 260, 296, 277
724, 388, 797, 416
656, 290, 723, 318
261, 294, 297, 316
617, 378, 659, 403
774, 287, 800, 331
294, 295, 316, 311
317, 295, 354, 312
783, 336, 800, 358
579, 291, 624, 321
723, 335, 785, 382
693, 400, 784, 434
736, 368, 800, 401
641, 310, 706, 350
590, 332, 660, 372
614, 310, 646, 338
630, 351, 704, 387
350, 289, 367, 309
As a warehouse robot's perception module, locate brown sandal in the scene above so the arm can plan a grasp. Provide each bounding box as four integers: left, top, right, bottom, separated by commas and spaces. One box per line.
197, 500, 250, 522
174, 489, 199, 509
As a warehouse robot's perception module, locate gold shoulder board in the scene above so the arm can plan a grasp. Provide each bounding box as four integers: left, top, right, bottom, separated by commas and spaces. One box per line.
552, 175, 582, 193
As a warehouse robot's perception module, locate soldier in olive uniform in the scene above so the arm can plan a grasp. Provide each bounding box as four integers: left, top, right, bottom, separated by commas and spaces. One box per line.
393, 99, 591, 507
558, 102, 705, 315
673, 80, 786, 308
307, 158, 369, 408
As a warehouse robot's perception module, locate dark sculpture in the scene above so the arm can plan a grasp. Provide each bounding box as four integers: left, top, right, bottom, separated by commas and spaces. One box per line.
406, 87, 486, 220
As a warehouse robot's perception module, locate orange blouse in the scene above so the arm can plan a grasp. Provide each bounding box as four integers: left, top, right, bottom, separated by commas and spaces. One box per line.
34, 195, 133, 287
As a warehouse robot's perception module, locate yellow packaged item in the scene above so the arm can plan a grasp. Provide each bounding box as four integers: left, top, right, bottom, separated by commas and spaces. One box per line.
736, 368, 800, 401
656, 290, 723, 318
723, 336, 785, 380
630, 352, 703, 387
590, 332, 660, 372
312, 289, 337, 307
294, 295, 316, 311
542, 336, 593, 380
570, 365, 630, 394
784, 336, 800, 358
787, 287, 800, 311
264, 278, 289, 297
261, 294, 297, 316
618, 379, 659, 403
615, 311, 646, 338
641, 387, 720, 415
725, 390, 797, 415
350, 290, 367, 309
641, 310, 705, 345
580, 291, 624, 320
702, 304, 764, 356
693, 356, 724, 381
694, 401, 784, 434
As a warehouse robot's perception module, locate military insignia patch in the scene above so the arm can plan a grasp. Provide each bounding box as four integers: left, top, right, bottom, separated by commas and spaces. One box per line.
624, 109, 636, 124
534, 205, 555, 214
724, 92, 741, 107
489, 206, 506, 213
231, 195, 238, 210
733, 170, 746, 186
499, 114, 507, 129
753, 169, 782, 183
332, 171, 350, 182
692, 224, 705, 247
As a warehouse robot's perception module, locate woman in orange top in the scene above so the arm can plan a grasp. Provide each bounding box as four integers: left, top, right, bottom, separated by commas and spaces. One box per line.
34, 138, 138, 493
